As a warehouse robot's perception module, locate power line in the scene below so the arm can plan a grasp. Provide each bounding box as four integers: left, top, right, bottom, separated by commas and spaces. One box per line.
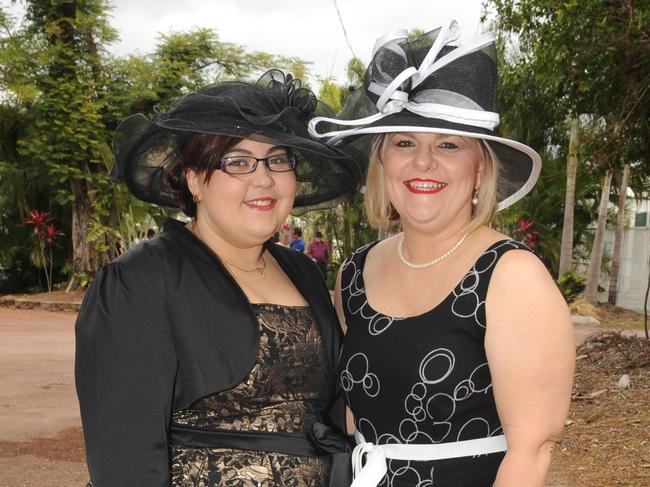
332, 0, 357, 60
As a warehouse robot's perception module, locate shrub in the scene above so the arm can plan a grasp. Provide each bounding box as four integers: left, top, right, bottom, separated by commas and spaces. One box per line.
557, 271, 586, 304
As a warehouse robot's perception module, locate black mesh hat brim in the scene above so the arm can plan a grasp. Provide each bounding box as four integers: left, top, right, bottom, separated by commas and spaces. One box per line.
110, 72, 364, 211
328, 113, 541, 210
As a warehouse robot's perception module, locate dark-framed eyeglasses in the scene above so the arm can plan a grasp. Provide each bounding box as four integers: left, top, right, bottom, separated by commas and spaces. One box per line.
219, 153, 297, 175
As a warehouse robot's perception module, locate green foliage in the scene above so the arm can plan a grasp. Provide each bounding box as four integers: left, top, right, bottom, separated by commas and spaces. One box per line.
67, 270, 91, 290
0, 1, 311, 290
490, 0, 650, 289
407, 28, 426, 41
556, 271, 586, 304
149, 29, 310, 108
494, 148, 603, 275
326, 259, 342, 291
491, 0, 650, 168
318, 77, 343, 113
346, 57, 365, 86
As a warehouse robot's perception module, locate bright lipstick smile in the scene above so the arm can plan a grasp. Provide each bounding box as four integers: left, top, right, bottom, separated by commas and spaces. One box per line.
244, 198, 276, 211
403, 178, 448, 194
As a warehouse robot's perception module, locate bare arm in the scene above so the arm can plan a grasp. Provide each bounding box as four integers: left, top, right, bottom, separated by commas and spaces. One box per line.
334, 264, 356, 434
486, 250, 575, 487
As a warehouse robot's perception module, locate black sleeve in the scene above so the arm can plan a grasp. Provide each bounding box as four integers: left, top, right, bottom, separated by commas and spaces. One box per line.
75, 262, 177, 487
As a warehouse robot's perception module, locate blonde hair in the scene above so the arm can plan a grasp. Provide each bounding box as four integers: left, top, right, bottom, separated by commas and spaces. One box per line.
363, 133, 500, 231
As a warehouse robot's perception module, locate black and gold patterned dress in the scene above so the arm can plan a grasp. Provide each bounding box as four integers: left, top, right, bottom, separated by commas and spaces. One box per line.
171, 303, 335, 487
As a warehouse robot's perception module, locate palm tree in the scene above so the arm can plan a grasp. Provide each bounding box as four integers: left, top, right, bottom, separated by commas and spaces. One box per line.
558, 118, 580, 276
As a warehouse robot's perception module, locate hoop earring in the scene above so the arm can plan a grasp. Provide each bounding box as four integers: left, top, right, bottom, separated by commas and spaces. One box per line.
192, 194, 201, 205
472, 188, 479, 206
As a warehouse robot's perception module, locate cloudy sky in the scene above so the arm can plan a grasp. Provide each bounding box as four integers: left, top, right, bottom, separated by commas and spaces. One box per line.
2, 0, 488, 84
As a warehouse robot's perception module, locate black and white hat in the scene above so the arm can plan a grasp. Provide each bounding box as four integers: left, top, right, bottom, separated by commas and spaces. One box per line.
309, 22, 541, 210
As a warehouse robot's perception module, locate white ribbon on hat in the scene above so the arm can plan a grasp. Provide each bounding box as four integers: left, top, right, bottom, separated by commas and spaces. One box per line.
308, 21, 500, 140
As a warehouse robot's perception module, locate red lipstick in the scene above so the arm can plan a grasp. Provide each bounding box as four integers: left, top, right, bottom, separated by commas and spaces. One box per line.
244, 198, 277, 211
403, 178, 448, 194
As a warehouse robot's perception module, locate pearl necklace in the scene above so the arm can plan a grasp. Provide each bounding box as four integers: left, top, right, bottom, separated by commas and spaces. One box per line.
397, 232, 469, 269
220, 255, 267, 278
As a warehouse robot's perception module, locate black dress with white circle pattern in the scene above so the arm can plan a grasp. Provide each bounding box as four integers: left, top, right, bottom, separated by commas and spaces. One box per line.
338, 239, 531, 487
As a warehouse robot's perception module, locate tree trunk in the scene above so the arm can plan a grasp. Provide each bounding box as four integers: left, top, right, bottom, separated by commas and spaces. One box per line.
584, 170, 613, 303
66, 181, 94, 291
326, 212, 342, 263
558, 118, 580, 276
341, 201, 354, 258
608, 162, 631, 305
643, 248, 650, 339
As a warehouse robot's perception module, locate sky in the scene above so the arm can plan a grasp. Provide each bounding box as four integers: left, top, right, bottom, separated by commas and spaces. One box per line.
1, 0, 488, 86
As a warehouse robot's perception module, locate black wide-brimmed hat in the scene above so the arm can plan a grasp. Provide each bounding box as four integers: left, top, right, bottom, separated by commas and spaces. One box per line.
309, 22, 541, 210
110, 70, 363, 212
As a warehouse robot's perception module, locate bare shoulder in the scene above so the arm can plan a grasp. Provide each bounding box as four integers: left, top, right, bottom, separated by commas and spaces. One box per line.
477, 225, 509, 243
367, 234, 397, 259
468, 225, 510, 255
492, 244, 554, 288
487, 241, 570, 328
362, 235, 396, 273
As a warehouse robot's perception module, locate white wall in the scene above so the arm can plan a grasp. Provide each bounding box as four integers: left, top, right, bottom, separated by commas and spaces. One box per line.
603, 198, 650, 312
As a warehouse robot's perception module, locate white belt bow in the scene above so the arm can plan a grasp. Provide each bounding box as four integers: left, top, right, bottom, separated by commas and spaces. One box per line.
350, 431, 508, 487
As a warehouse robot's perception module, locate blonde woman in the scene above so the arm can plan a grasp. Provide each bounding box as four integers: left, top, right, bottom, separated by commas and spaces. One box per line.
310, 22, 575, 487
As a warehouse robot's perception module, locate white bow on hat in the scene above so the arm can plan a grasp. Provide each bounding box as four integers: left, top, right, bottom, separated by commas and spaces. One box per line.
308, 21, 499, 142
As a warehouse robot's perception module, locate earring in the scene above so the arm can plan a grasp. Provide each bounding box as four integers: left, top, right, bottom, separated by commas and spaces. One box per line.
472, 188, 479, 206
192, 194, 201, 204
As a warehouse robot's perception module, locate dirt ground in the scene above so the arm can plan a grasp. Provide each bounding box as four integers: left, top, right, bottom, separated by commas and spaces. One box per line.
0, 304, 647, 486
0, 308, 88, 486
549, 325, 650, 487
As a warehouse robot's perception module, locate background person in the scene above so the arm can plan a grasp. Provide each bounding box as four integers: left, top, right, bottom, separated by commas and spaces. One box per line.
290, 227, 305, 253
311, 23, 575, 487
75, 70, 361, 487
307, 231, 330, 278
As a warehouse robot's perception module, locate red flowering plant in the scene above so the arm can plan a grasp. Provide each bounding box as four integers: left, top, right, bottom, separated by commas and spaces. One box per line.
24, 211, 50, 233
23, 211, 65, 292
515, 217, 540, 250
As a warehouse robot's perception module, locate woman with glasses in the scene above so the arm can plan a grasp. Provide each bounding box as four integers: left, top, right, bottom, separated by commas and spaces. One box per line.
75, 70, 360, 487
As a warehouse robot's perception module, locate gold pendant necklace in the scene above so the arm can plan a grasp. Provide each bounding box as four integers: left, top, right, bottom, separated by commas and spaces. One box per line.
189, 220, 267, 278
220, 254, 267, 278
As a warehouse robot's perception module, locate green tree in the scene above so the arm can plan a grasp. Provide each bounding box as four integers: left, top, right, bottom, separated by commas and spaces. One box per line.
312, 58, 377, 265
0, 1, 310, 291
490, 0, 650, 303
1, 0, 119, 283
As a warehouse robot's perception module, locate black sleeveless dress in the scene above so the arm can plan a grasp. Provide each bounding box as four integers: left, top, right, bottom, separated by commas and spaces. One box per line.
338, 239, 530, 487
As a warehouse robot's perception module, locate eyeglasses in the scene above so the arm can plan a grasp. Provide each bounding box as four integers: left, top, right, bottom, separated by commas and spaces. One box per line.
220, 153, 297, 175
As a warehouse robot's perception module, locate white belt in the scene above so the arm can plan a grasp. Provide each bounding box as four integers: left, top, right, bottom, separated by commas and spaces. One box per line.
351, 431, 507, 487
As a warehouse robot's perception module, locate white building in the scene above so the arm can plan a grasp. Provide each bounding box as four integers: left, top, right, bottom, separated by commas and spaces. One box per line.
603, 198, 650, 312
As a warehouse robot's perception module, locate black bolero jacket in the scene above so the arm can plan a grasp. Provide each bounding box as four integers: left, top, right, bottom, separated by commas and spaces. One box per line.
75, 218, 345, 486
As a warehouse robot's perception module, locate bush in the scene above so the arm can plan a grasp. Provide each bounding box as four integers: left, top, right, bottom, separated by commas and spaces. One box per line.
326, 260, 342, 291
557, 271, 586, 304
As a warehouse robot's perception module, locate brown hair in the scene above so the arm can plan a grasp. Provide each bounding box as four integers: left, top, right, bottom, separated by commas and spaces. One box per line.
166, 133, 240, 217
363, 133, 500, 231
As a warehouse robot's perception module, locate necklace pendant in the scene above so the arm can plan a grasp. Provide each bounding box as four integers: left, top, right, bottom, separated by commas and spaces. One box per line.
258, 268, 267, 278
